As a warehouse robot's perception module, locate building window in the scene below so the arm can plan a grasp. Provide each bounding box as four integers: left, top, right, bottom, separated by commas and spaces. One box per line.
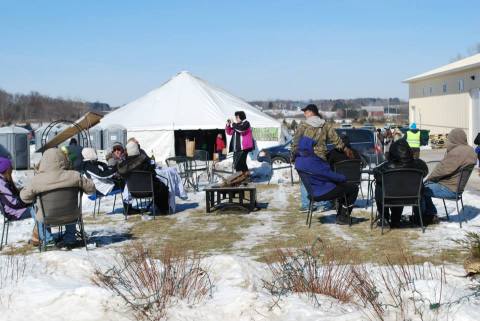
422, 87, 426, 96
458, 79, 464, 92
429, 87, 433, 95
443, 83, 447, 93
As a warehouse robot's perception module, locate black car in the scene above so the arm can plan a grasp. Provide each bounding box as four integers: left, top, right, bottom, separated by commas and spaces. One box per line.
257, 128, 384, 165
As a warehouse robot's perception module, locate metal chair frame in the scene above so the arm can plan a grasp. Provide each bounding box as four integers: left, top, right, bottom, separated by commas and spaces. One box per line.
166, 156, 198, 191
297, 169, 349, 228
374, 168, 425, 235
264, 153, 294, 186
192, 150, 211, 182
125, 171, 156, 220
430, 164, 474, 228
89, 188, 124, 218
0, 202, 13, 251
37, 187, 86, 252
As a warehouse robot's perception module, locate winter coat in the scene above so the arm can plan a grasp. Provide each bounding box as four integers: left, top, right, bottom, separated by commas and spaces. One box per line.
215, 137, 226, 152
374, 140, 428, 184
82, 160, 119, 195
117, 153, 155, 178
0, 174, 30, 220
291, 116, 345, 161
295, 135, 346, 197
327, 147, 361, 169
20, 148, 95, 219
226, 120, 254, 152
427, 129, 477, 192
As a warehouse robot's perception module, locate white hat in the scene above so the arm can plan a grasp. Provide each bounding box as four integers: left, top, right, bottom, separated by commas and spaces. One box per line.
126, 141, 140, 156
81, 148, 98, 161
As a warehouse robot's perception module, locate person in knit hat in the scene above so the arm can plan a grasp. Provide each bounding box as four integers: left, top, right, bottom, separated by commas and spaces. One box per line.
0, 157, 33, 221
106, 142, 125, 167
118, 141, 169, 214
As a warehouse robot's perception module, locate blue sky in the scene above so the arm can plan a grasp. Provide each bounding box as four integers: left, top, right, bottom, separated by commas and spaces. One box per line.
0, 0, 478, 106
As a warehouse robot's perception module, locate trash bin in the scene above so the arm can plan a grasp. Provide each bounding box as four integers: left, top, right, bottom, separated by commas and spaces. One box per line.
0, 126, 30, 169
420, 130, 430, 146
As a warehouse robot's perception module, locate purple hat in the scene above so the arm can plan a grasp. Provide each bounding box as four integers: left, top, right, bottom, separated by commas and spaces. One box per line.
0, 157, 12, 173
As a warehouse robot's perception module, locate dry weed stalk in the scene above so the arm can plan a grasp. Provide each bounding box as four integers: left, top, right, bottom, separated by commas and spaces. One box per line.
263, 238, 384, 319
0, 255, 29, 306
93, 243, 213, 321
378, 250, 446, 321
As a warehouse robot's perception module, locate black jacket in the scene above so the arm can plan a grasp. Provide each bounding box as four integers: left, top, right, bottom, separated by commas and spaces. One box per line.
82, 160, 117, 179
373, 140, 428, 184
327, 147, 361, 169
118, 154, 155, 178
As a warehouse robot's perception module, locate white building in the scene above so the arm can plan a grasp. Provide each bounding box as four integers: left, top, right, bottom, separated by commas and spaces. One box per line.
404, 53, 480, 143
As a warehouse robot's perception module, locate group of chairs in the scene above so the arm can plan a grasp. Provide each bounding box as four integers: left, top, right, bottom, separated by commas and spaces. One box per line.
298, 158, 475, 234
166, 150, 210, 191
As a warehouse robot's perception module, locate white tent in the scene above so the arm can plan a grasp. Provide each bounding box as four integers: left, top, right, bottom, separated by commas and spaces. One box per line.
101, 71, 281, 161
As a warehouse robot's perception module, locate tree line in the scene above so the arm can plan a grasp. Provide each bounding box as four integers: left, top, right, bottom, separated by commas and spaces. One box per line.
0, 88, 110, 125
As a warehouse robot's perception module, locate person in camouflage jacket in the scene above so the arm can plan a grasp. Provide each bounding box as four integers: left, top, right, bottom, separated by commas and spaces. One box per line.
292, 104, 356, 224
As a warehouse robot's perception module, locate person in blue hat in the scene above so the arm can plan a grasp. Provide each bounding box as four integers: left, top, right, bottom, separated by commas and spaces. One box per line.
406, 122, 421, 159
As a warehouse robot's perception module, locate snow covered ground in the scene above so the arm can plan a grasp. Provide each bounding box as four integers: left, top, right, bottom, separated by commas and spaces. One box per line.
1, 153, 480, 321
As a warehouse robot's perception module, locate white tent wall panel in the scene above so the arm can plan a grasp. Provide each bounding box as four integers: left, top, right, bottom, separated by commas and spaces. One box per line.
127, 130, 175, 162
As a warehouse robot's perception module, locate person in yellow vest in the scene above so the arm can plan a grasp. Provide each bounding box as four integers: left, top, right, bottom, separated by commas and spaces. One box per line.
406, 123, 421, 159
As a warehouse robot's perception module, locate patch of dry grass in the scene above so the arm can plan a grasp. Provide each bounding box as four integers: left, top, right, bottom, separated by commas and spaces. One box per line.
130, 209, 258, 256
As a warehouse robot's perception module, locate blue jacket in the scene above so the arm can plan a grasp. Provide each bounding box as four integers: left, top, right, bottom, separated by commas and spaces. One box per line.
295, 135, 346, 197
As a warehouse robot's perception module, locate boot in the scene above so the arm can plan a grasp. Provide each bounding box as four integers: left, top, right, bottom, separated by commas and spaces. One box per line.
336, 205, 350, 225
123, 203, 141, 215
29, 223, 40, 247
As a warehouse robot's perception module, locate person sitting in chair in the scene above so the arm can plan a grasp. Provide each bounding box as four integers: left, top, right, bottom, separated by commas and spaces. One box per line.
373, 140, 428, 228
118, 141, 169, 214
81, 148, 136, 214
106, 142, 126, 167
423, 128, 477, 220
0, 157, 33, 221
20, 148, 95, 249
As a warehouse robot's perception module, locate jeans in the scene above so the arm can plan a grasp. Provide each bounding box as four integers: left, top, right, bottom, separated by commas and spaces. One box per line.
422, 182, 457, 215
30, 208, 53, 243
31, 208, 76, 244
300, 181, 334, 210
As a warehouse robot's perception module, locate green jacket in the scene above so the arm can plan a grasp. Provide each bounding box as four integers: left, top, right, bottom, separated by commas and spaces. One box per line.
291, 116, 345, 161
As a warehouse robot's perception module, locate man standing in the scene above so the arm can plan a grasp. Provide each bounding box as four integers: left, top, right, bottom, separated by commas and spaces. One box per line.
291, 104, 356, 224
406, 123, 421, 159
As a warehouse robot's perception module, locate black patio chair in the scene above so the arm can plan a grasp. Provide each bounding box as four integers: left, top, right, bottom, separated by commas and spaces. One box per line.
431, 164, 474, 228
125, 170, 156, 220
37, 187, 86, 252
0, 201, 13, 251
334, 159, 365, 206
297, 169, 349, 228
374, 168, 425, 235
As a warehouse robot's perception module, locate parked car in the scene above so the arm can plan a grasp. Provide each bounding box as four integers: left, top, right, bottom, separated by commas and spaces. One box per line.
257, 140, 292, 165
257, 128, 384, 165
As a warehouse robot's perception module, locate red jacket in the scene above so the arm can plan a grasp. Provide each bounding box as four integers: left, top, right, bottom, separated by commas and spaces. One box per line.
215, 137, 225, 152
